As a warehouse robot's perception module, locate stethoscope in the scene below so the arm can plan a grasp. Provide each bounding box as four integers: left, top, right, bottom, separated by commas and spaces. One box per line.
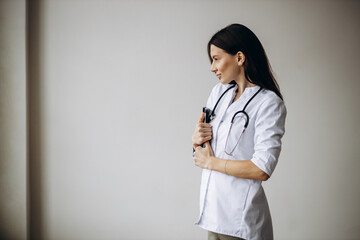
203, 81, 263, 155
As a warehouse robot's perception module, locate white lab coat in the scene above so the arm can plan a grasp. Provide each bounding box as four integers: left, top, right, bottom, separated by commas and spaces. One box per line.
195, 83, 287, 240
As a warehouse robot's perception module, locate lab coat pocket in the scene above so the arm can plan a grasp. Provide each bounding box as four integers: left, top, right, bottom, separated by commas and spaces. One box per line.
231, 178, 251, 211
242, 182, 251, 211
230, 178, 251, 225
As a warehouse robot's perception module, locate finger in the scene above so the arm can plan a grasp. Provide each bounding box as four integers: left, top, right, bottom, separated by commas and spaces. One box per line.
199, 137, 211, 145
205, 136, 212, 141
204, 141, 214, 156
198, 112, 205, 123
200, 132, 212, 138
199, 128, 212, 133
198, 123, 212, 129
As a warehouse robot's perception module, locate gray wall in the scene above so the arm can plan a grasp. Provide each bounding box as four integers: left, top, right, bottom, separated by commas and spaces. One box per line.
1, 0, 359, 239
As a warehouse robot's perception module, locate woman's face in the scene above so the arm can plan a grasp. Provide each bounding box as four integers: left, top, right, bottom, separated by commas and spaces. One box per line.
210, 44, 240, 85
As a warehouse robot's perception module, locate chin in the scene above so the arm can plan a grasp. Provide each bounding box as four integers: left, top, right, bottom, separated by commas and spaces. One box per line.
220, 78, 232, 85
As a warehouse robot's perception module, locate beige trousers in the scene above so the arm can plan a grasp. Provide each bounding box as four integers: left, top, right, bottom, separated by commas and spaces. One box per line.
208, 231, 245, 240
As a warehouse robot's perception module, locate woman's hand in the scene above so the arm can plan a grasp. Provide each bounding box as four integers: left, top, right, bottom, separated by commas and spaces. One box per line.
194, 142, 215, 169
192, 113, 213, 149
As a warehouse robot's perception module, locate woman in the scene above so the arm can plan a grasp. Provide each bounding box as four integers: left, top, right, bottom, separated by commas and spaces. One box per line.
192, 24, 287, 240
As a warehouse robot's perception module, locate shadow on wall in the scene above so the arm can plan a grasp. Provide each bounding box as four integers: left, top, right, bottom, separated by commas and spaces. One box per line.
27, 0, 43, 238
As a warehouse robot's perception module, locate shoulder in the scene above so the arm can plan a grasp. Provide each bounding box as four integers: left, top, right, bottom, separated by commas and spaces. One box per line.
256, 88, 287, 117
258, 88, 285, 108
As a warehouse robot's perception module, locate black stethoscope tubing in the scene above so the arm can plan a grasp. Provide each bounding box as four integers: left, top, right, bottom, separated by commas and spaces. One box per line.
209, 82, 263, 127
198, 82, 263, 152
210, 82, 237, 120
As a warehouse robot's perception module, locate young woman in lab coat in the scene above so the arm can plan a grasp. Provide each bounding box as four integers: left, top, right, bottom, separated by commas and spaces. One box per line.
192, 24, 287, 240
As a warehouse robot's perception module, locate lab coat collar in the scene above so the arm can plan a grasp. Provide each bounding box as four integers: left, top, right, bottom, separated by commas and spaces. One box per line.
212, 84, 261, 125
211, 84, 236, 126
225, 85, 261, 115
233, 84, 261, 95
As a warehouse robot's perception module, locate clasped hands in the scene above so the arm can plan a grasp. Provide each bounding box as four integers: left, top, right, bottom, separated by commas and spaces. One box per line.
192, 113, 215, 170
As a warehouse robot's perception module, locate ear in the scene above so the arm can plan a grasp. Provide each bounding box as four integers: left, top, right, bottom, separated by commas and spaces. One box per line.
236, 51, 245, 66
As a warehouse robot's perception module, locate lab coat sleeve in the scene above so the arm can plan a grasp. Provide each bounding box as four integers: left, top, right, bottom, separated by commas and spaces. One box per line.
251, 96, 287, 177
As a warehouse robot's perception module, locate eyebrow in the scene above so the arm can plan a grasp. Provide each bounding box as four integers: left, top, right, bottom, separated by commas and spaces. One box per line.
211, 55, 219, 58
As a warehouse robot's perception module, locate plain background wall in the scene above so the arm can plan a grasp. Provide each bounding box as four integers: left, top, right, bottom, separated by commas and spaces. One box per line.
0, 0, 27, 239
1, 0, 360, 239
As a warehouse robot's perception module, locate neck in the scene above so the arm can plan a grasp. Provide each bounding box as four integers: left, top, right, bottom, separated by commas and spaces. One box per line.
235, 78, 256, 95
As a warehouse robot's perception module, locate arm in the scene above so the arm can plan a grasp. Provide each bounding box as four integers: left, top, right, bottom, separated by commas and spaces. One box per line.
194, 97, 286, 181
210, 157, 269, 181
194, 142, 269, 181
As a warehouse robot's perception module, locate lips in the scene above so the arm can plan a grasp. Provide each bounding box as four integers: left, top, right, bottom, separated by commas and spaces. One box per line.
216, 74, 221, 78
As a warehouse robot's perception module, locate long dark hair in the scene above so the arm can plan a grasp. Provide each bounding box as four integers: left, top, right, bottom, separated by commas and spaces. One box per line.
207, 23, 283, 100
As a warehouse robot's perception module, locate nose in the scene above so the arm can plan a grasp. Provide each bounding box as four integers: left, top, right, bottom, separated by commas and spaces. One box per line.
210, 61, 216, 73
